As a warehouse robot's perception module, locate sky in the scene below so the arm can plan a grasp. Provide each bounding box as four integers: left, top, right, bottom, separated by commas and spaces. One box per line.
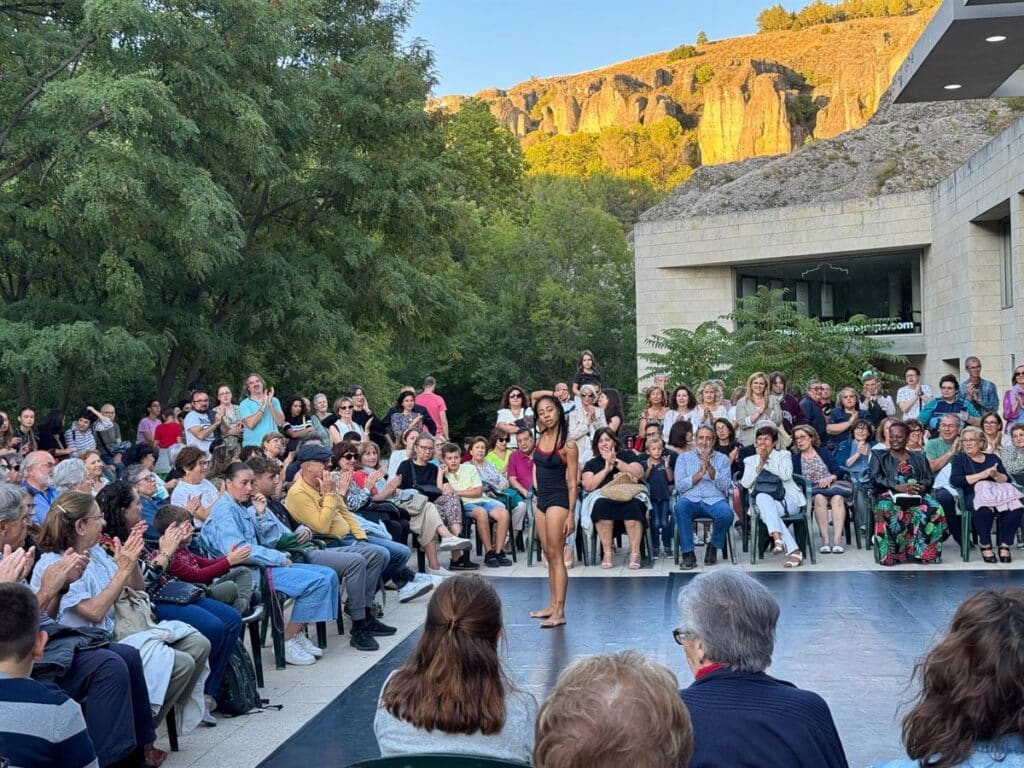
406, 0, 773, 96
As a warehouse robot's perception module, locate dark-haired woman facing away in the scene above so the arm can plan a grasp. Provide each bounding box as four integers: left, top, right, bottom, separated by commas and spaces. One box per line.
530, 395, 578, 628
375, 574, 538, 761
873, 587, 1024, 768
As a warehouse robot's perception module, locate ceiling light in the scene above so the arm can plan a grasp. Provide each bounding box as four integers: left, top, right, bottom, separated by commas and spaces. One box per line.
986, 35, 1007, 43
943, 83, 962, 90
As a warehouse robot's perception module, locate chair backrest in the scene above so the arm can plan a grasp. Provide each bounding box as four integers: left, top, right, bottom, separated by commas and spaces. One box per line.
347, 755, 531, 768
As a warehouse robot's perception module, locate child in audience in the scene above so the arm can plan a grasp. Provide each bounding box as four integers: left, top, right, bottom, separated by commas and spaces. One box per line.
644, 437, 674, 557
0, 583, 98, 768
154, 504, 256, 615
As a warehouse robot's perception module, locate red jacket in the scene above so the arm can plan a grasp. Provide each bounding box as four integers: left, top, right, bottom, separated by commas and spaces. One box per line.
166, 547, 231, 584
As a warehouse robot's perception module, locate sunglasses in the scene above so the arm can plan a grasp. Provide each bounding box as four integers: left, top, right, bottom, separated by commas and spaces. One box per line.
496, 437, 509, 443
338, 405, 353, 411
340, 453, 357, 461
509, 393, 523, 399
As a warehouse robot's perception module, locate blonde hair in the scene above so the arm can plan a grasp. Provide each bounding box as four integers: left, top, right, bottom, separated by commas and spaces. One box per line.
792, 424, 821, 448
36, 491, 98, 553
534, 651, 693, 768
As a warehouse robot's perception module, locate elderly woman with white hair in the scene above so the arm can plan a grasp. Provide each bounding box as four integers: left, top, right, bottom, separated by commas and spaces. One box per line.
690, 380, 728, 431
740, 425, 807, 568
567, 383, 606, 466
50, 458, 92, 495
676, 569, 849, 768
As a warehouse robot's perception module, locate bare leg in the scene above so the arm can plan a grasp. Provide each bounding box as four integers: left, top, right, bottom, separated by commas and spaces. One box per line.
597, 521, 614, 566
423, 539, 441, 570
813, 495, 830, 546
531, 509, 554, 619
831, 497, 847, 547
535, 505, 570, 627
284, 622, 306, 641
624, 520, 643, 562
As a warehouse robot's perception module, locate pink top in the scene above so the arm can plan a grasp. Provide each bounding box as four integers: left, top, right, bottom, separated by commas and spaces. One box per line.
414, 391, 447, 436
507, 449, 534, 493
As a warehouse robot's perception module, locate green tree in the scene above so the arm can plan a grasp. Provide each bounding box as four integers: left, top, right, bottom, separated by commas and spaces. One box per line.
666, 44, 699, 61
640, 321, 728, 389
694, 64, 716, 87
757, 4, 796, 31
696, 30, 710, 45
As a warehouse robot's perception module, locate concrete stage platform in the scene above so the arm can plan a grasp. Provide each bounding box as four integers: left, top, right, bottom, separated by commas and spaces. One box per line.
257, 570, 1024, 768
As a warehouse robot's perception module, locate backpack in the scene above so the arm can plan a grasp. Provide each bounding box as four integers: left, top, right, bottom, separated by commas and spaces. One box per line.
215, 640, 274, 716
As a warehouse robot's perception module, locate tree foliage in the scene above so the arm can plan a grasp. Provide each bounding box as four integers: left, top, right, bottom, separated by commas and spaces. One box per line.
696, 31, 709, 45
642, 288, 903, 391
756, 0, 940, 32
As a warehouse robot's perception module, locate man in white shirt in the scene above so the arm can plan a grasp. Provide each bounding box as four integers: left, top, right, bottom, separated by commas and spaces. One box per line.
183, 389, 220, 454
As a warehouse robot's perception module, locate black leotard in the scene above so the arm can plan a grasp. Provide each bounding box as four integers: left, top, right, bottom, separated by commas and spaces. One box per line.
534, 442, 570, 510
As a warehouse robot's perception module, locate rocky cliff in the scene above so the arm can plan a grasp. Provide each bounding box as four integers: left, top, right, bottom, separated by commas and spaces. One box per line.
432, 14, 933, 167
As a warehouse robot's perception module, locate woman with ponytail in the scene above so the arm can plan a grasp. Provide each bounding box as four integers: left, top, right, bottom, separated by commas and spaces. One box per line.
374, 574, 537, 761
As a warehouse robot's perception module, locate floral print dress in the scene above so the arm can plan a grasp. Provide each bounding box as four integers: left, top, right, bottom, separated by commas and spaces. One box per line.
872, 457, 947, 566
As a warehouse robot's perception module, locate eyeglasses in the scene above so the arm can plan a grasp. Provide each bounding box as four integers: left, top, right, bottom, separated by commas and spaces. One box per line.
338, 405, 353, 411
672, 628, 691, 645
509, 393, 523, 399
1016, 371, 1024, 377
496, 437, 509, 443
82, 515, 104, 523
340, 453, 357, 461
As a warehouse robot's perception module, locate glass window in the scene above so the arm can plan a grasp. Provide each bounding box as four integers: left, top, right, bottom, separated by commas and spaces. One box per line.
735, 251, 921, 334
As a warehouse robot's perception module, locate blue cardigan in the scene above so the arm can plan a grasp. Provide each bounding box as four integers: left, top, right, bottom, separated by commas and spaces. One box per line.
680, 668, 848, 768
792, 446, 842, 479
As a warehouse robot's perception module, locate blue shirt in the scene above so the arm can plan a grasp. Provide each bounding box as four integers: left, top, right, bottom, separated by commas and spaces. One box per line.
23, 482, 58, 525
238, 397, 282, 447
960, 378, 999, 415
675, 450, 732, 503
201, 494, 290, 567
873, 734, 1024, 768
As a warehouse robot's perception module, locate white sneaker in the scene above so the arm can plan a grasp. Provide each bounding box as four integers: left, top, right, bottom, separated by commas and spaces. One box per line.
295, 632, 323, 658
439, 536, 472, 552
414, 572, 443, 587
427, 566, 453, 578
284, 637, 315, 666
399, 579, 433, 603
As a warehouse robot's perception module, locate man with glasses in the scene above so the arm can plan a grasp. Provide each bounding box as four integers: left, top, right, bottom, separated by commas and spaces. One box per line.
239, 373, 285, 447
674, 426, 734, 569
925, 413, 965, 548
184, 389, 221, 454
960, 355, 999, 415
21, 451, 57, 525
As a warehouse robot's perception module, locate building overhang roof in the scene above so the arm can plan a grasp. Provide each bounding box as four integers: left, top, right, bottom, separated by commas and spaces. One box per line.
891, 0, 1024, 102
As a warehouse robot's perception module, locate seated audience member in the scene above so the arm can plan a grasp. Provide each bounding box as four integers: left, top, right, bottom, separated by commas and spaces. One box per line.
1003, 423, 1024, 485
307, 393, 334, 448
869, 422, 946, 566
739, 425, 806, 568
800, 380, 828, 441
674, 426, 733, 570
980, 411, 1004, 454
200, 462, 340, 663
14, 407, 40, 455
31, 491, 211, 729
581, 428, 647, 570
51, 458, 92, 496
386, 427, 420, 481
0, 583, 99, 768
638, 386, 669, 438
690, 381, 727, 431
597, 388, 624, 434
534, 650, 692, 768
78, 450, 110, 494
0, 483, 160, 768
351, 442, 412, 545
874, 416, 897, 452
169, 446, 220, 527
904, 419, 926, 452
667, 418, 694, 458
22, 450, 58, 524
389, 391, 425, 445
153, 505, 254, 615
792, 425, 850, 555
836, 418, 876, 534
37, 409, 73, 459
281, 395, 316, 455
827, 387, 870, 452
960, 356, 1000, 415
924, 414, 965, 547
64, 411, 98, 454
873, 588, 1024, 768
951, 427, 1021, 565
485, 428, 512, 475
442, 441, 513, 568
504, 429, 534, 538
662, 386, 697, 444
710, 417, 740, 472
375, 574, 537, 762
676, 569, 848, 768
95, 483, 242, 721
123, 463, 165, 530
920, 375, 981, 431
859, 371, 896, 426
896, 366, 933, 421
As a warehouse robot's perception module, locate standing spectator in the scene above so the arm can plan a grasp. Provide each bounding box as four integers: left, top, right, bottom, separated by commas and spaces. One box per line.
689, 381, 726, 431
328, 397, 365, 444
388, 391, 425, 445
571, 350, 602, 396
800, 380, 828, 439
37, 409, 72, 459
281, 395, 316, 454
960, 355, 999, 416
662, 386, 697, 444
567, 384, 606, 465
924, 414, 964, 549
534, 650, 692, 768
0, 410, 17, 464
644, 437, 674, 558
135, 399, 162, 446
896, 366, 933, 421
183, 389, 221, 454
213, 384, 244, 451
733, 372, 783, 446
238, 373, 285, 447
769, 371, 805, 431
415, 376, 449, 438
1002, 363, 1024, 434
638, 386, 670, 436
553, 382, 575, 413
0, 583, 99, 768
860, 371, 896, 426
22, 451, 58, 524
496, 386, 533, 450
920, 375, 981, 431
308, 393, 334, 448
154, 406, 183, 451
597, 388, 624, 434
676, 570, 849, 768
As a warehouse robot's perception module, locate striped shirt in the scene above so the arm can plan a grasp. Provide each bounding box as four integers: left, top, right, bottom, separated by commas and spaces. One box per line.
0, 674, 97, 768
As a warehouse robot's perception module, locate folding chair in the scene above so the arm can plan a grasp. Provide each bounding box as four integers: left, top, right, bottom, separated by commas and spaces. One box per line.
748, 474, 817, 564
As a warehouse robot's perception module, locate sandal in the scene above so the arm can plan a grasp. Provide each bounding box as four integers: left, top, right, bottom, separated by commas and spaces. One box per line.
772, 539, 785, 554
831, 545, 844, 554
820, 545, 831, 555
600, 558, 614, 569
629, 552, 641, 570
783, 551, 804, 568
981, 546, 997, 564
1000, 545, 1012, 564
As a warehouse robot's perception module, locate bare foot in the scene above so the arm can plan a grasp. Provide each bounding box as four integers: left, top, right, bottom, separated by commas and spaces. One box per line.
530, 607, 554, 619
540, 615, 567, 629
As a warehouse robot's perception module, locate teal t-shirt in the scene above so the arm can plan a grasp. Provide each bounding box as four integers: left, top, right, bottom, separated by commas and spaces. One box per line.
239, 396, 282, 447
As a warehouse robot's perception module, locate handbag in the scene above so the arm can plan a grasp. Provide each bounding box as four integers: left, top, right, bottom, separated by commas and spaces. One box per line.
753, 470, 786, 501
815, 479, 854, 499
150, 579, 204, 606
113, 587, 160, 640
415, 483, 443, 501
600, 473, 647, 502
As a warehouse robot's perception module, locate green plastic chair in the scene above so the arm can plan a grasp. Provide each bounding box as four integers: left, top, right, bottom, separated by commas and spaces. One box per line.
347, 754, 531, 768
748, 474, 817, 565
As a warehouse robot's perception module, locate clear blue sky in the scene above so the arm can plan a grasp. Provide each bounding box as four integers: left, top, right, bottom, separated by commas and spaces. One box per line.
406, 0, 772, 96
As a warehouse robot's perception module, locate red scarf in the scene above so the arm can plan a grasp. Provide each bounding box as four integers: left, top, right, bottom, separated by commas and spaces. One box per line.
695, 663, 727, 681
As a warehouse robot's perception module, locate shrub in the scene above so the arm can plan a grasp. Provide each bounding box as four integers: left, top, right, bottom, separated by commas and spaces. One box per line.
666, 44, 699, 61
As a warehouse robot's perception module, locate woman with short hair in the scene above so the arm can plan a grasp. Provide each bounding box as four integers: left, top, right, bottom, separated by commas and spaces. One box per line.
328, 396, 365, 444
169, 446, 220, 527
827, 387, 869, 450
739, 425, 806, 568
873, 588, 1024, 768
51, 458, 91, 495
567, 384, 606, 466
495, 386, 533, 449
677, 569, 848, 768
896, 366, 933, 421
375, 574, 537, 761
951, 426, 1021, 564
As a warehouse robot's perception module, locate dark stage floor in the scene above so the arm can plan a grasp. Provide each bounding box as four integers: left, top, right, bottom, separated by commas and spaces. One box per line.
258, 570, 1024, 768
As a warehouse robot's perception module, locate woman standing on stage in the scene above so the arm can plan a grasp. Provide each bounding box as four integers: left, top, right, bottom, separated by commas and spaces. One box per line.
530, 395, 578, 629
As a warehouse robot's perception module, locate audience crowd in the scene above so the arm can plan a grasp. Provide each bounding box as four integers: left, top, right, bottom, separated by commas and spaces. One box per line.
1, 353, 1022, 767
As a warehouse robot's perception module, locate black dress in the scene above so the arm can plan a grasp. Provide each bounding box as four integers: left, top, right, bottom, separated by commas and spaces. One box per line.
534, 443, 570, 510
585, 451, 646, 523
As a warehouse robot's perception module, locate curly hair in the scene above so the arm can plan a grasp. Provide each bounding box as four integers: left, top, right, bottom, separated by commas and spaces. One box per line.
95, 481, 137, 542
901, 588, 1024, 768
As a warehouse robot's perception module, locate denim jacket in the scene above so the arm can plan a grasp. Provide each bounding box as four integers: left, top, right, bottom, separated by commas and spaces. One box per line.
874, 734, 1024, 767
